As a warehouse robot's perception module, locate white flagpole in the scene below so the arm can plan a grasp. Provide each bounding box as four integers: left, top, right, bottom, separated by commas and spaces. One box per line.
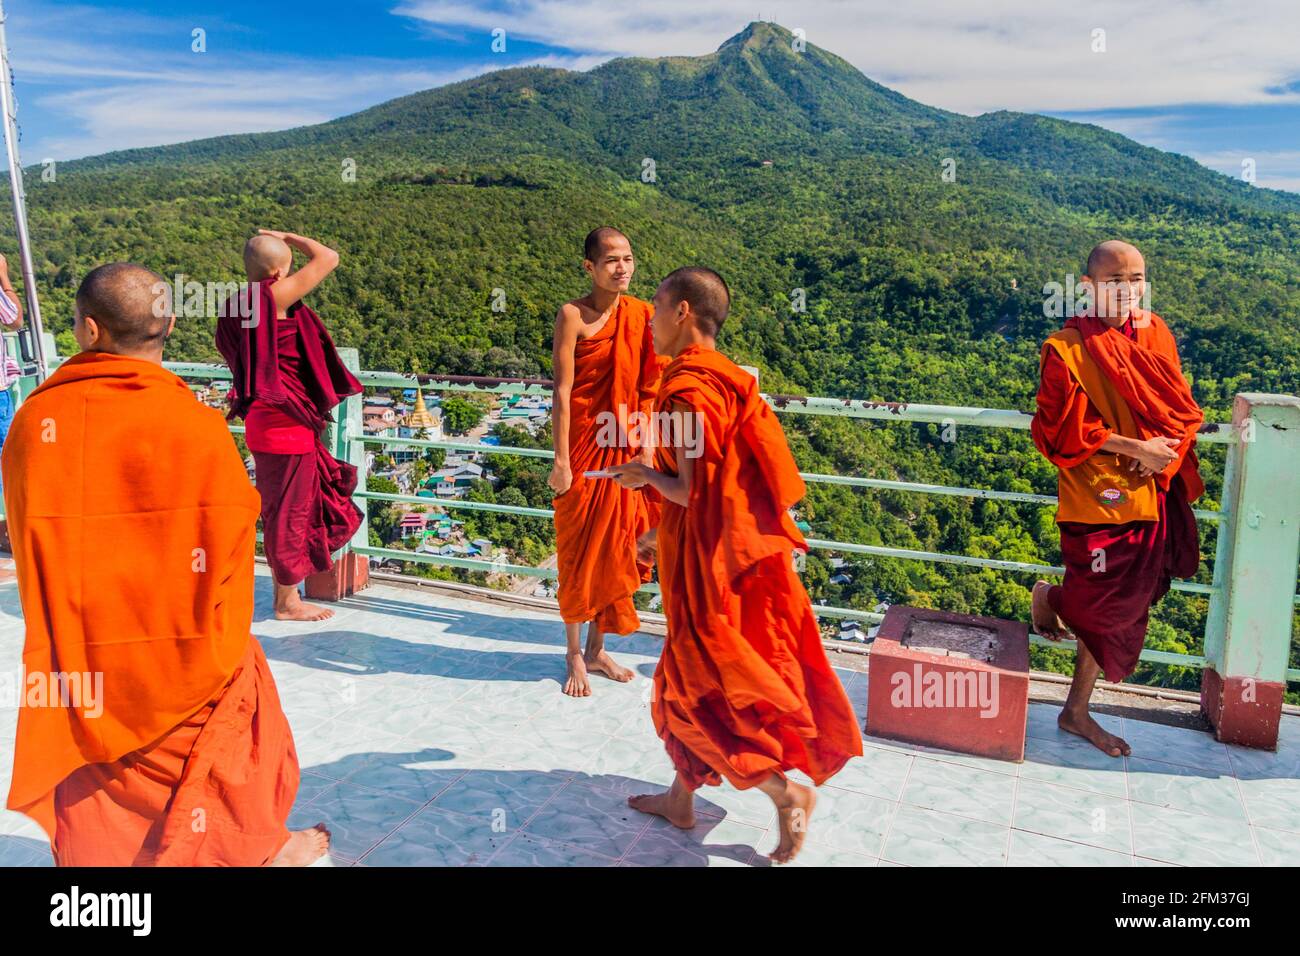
0, 0, 47, 383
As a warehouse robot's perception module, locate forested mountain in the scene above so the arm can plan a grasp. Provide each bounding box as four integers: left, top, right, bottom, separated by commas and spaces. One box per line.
8, 21, 1299, 693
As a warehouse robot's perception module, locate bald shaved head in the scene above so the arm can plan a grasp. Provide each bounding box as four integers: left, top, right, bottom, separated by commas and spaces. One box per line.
75, 263, 173, 353
1082, 240, 1147, 324
1086, 240, 1144, 277
243, 235, 292, 281
583, 226, 629, 263
658, 266, 730, 336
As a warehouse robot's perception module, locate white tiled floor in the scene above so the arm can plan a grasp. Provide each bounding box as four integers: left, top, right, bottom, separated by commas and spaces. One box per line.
1, 568, 1297, 866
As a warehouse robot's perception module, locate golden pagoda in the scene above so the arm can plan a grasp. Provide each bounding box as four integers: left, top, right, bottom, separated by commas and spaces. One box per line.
407, 387, 438, 429
405, 361, 439, 431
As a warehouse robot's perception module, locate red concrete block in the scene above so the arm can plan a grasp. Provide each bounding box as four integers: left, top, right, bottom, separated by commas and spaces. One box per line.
304, 550, 369, 602
866, 606, 1030, 762
1201, 668, 1283, 750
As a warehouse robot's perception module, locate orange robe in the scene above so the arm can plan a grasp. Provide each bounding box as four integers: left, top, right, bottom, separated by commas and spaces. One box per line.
651, 345, 862, 791
1, 352, 299, 865
553, 295, 663, 634
1031, 312, 1203, 682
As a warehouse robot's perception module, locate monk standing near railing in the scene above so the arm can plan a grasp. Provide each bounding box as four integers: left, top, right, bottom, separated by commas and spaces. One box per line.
1031, 240, 1205, 757
610, 267, 862, 864
217, 231, 363, 622
2, 263, 326, 865
549, 227, 662, 696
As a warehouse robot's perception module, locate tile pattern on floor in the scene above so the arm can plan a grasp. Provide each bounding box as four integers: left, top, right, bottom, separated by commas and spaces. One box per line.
0, 568, 1297, 867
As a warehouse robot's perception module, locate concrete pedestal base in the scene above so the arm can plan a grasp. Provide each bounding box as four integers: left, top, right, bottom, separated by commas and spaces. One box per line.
1201, 668, 1283, 750
304, 550, 369, 601
866, 606, 1030, 762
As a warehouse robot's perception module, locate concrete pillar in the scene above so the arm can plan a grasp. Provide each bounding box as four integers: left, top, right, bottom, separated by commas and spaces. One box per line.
1202, 393, 1300, 749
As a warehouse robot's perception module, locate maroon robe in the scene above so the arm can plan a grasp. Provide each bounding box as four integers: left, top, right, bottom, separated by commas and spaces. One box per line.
216, 279, 362, 585
1049, 476, 1198, 681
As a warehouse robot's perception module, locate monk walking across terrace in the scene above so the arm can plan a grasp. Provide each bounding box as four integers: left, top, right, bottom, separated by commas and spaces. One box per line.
609, 267, 862, 864
217, 230, 363, 622
550, 227, 662, 696
2, 263, 326, 865
1030, 240, 1204, 757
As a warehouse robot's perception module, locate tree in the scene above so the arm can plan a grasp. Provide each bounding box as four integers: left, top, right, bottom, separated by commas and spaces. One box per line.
442, 396, 486, 434
367, 474, 400, 544
423, 446, 447, 472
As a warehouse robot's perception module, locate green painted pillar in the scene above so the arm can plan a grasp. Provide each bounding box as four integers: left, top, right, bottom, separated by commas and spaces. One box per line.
1202, 392, 1300, 749
9, 330, 55, 403
336, 347, 369, 551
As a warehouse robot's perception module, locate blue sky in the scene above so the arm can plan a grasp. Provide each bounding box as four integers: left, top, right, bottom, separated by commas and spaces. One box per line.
8, 0, 1300, 192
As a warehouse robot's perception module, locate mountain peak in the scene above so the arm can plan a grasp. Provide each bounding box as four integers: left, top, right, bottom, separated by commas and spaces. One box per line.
717, 20, 795, 52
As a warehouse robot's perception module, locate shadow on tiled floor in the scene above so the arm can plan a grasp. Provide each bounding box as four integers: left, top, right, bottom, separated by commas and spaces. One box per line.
1, 568, 1297, 867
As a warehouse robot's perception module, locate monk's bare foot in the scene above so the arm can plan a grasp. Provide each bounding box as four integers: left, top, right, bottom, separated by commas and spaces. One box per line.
1031, 580, 1069, 641
269, 823, 331, 866
584, 648, 634, 683
769, 781, 817, 864
563, 651, 592, 697
1058, 708, 1131, 757
275, 594, 335, 622
628, 790, 696, 829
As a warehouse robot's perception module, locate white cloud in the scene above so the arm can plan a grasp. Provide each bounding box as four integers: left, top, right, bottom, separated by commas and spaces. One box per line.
1052, 113, 1181, 148
29, 61, 489, 159
6, 3, 602, 160
10, 0, 1300, 179
1190, 149, 1300, 194
18, 52, 600, 160
396, 0, 1300, 114
1055, 112, 1300, 192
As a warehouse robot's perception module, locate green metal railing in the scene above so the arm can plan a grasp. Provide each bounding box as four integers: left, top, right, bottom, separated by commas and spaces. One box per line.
17, 352, 1300, 685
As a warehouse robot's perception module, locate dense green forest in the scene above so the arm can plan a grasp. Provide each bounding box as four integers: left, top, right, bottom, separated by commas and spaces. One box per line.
5, 22, 1298, 696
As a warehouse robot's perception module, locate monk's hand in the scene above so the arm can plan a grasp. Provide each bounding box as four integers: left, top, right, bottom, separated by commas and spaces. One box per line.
636, 527, 658, 564
548, 460, 573, 496
261, 228, 314, 250
609, 462, 650, 489
1134, 435, 1180, 476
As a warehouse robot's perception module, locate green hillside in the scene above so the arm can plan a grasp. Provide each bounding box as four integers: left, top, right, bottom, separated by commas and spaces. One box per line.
8, 21, 1299, 693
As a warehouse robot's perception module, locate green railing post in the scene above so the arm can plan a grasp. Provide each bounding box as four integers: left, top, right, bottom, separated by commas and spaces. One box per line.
59, 355, 1288, 683
1202, 392, 1300, 748
9, 330, 55, 404
336, 347, 369, 553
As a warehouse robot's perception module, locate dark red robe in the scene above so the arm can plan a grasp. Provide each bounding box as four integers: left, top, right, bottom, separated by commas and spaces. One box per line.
216, 279, 362, 585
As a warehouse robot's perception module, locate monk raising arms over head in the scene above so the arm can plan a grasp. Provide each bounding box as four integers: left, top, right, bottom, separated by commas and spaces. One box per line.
549, 227, 663, 697
608, 267, 862, 864
1030, 240, 1204, 757
216, 230, 363, 623
2, 263, 327, 866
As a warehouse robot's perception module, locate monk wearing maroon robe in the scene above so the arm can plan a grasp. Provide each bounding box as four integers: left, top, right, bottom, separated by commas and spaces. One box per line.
610, 267, 862, 864
1031, 241, 1204, 756
216, 231, 362, 622
549, 227, 662, 696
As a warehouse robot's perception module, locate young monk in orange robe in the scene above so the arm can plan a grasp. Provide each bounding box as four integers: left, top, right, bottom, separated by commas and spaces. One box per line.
1031, 241, 1204, 757
610, 267, 862, 864
1, 263, 327, 866
549, 227, 662, 696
